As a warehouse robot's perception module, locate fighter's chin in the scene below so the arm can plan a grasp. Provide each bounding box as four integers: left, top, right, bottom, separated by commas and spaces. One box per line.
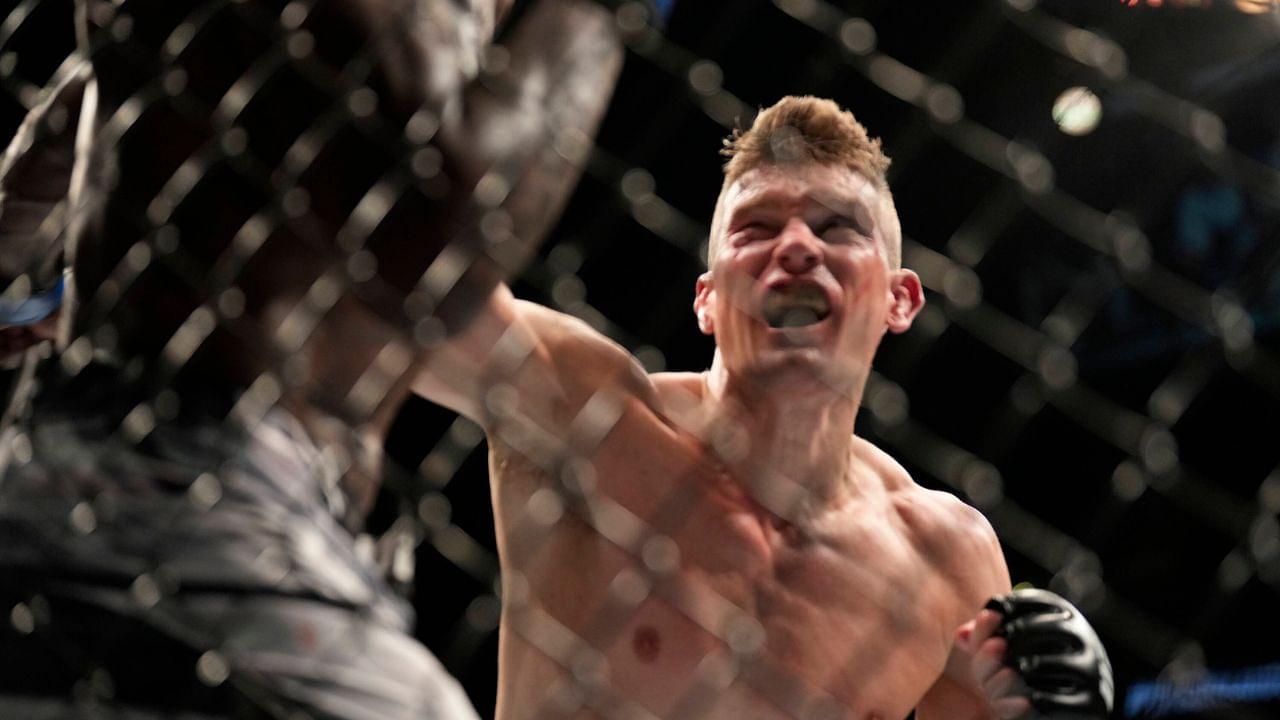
741, 346, 860, 393
754, 324, 835, 366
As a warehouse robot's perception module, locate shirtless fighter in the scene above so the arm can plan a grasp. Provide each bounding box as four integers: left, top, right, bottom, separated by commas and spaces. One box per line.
0, 0, 624, 716
415, 97, 1113, 719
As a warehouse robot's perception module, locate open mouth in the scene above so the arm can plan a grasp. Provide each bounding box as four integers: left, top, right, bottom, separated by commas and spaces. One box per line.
762, 286, 831, 329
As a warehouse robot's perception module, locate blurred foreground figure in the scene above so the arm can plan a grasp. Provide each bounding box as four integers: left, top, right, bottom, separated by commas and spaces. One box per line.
0, 0, 623, 717
415, 96, 1113, 720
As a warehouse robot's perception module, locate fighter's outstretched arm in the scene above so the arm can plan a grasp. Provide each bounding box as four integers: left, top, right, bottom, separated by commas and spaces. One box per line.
399, 0, 628, 335
412, 283, 658, 433
402, 0, 680, 431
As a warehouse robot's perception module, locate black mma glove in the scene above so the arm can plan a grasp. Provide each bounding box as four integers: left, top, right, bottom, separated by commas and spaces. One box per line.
985, 588, 1114, 719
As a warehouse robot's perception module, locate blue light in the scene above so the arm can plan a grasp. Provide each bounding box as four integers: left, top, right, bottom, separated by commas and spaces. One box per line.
1126, 662, 1280, 717
0, 275, 64, 327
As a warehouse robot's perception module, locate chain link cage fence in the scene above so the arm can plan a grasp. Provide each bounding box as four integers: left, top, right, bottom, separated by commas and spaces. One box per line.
1, 0, 1279, 718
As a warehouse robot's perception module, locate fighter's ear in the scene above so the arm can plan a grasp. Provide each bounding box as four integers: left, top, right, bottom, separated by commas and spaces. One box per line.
886, 269, 924, 334
694, 272, 715, 335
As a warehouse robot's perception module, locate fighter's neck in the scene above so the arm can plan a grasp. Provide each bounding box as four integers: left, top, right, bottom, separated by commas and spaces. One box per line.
700, 357, 869, 520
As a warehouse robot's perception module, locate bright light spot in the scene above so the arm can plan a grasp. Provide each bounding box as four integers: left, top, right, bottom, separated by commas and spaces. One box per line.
1052, 86, 1102, 136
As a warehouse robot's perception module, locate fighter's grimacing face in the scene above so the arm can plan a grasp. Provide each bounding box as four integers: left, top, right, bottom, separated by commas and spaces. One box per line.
694, 164, 924, 389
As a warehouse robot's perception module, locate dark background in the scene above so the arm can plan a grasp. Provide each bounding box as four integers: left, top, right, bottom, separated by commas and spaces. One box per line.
4, 1, 1280, 718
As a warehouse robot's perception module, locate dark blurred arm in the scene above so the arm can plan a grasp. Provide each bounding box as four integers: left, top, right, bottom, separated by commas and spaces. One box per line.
71, 0, 624, 354
0, 59, 89, 362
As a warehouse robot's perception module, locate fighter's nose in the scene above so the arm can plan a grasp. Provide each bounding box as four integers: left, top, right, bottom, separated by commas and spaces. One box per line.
777, 238, 820, 274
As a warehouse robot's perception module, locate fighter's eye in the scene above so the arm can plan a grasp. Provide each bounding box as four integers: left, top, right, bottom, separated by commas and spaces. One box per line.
816, 217, 862, 240
736, 222, 776, 241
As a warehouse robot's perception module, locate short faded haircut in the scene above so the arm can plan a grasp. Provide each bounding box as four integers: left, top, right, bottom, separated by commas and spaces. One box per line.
708, 95, 901, 268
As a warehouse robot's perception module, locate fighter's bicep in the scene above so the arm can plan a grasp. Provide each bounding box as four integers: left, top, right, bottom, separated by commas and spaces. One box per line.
495, 302, 661, 438
414, 291, 656, 432
411, 284, 507, 418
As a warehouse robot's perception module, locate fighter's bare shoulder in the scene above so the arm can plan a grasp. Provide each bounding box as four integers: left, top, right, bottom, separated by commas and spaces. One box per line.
853, 434, 1010, 601
511, 299, 661, 407
417, 292, 660, 425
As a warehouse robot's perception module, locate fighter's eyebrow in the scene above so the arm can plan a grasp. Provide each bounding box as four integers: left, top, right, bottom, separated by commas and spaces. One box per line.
725, 191, 794, 225
726, 187, 880, 236
812, 193, 878, 236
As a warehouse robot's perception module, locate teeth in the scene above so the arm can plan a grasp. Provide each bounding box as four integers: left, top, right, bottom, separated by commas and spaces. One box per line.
762, 288, 830, 328
778, 308, 821, 328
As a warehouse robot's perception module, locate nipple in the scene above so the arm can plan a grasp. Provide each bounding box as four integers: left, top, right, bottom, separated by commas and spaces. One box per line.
632, 625, 661, 663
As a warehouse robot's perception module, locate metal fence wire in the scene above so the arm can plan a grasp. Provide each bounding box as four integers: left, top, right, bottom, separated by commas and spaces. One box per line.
1, 0, 1279, 718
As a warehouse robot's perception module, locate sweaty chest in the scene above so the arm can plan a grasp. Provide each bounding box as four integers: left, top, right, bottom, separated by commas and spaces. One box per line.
492, 413, 968, 719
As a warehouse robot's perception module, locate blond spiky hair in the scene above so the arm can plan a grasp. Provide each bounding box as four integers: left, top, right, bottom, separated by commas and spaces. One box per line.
709, 96, 900, 268
721, 95, 891, 188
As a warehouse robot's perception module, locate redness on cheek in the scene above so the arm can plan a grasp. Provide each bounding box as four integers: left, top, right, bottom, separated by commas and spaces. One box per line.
632, 625, 661, 663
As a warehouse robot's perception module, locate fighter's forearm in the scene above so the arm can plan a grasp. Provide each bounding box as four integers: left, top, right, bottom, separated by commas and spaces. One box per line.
70, 0, 624, 357
450, 0, 623, 191
419, 0, 625, 333
278, 0, 625, 334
